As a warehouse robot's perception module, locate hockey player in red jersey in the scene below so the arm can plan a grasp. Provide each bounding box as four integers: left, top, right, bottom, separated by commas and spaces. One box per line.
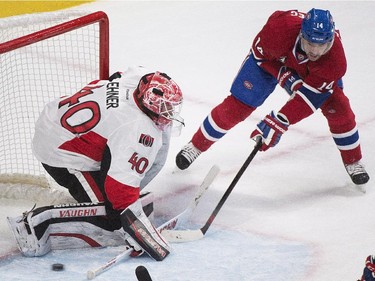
176, 8, 369, 185
359, 255, 375, 281
7, 66, 184, 261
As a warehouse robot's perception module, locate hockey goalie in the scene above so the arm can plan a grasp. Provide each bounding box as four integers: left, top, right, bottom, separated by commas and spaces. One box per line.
7, 66, 184, 261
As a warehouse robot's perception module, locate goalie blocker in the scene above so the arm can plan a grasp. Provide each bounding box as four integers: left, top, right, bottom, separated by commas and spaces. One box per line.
121, 200, 170, 261
6, 192, 166, 259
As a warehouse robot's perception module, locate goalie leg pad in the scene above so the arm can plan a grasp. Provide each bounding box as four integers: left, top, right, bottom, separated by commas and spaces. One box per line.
7, 194, 156, 258
121, 200, 170, 261
7, 203, 129, 256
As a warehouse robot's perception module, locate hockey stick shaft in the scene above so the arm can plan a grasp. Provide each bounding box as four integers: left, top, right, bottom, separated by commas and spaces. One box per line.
162, 137, 262, 242
87, 247, 133, 280
201, 138, 262, 234
86, 165, 220, 279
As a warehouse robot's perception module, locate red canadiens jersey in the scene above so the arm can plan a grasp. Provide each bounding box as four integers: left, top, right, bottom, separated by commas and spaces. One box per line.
32, 66, 168, 209
252, 10, 347, 98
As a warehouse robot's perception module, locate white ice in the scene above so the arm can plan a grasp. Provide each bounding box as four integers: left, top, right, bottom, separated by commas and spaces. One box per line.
0, 1, 374, 280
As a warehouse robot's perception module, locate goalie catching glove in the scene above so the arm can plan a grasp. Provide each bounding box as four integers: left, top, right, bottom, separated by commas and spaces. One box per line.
121, 200, 171, 261
250, 110, 289, 151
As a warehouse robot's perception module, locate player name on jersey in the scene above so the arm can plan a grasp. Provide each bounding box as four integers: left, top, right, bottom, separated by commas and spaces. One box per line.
106, 81, 120, 109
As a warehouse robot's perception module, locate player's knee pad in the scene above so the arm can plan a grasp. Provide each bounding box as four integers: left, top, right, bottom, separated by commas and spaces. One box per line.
321, 89, 360, 155
320, 88, 356, 131
211, 95, 255, 129
195, 95, 255, 149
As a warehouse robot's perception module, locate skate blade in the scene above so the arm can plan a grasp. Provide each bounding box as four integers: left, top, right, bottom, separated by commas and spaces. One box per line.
354, 183, 366, 194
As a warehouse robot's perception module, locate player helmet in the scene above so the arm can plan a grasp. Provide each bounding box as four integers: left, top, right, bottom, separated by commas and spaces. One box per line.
134, 71, 184, 131
301, 8, 335, 43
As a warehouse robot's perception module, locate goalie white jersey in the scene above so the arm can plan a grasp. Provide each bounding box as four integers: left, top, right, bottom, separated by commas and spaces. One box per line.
32, 66, 170, 204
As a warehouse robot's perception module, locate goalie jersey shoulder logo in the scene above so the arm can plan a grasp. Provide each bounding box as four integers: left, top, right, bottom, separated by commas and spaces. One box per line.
139, 134, 154, 147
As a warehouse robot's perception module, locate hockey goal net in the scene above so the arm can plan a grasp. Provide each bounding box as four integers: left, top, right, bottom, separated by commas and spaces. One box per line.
0, 10, 109, 198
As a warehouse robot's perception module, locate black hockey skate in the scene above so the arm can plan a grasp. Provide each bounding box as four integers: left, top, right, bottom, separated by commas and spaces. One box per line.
175, 142, 201, 170
345, 161, 370, 185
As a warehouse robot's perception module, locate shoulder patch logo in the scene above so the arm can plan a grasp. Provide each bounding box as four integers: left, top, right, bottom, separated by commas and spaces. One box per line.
139, 134, 154, 147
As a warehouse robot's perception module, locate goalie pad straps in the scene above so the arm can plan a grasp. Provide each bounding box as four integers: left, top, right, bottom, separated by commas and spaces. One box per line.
120, 200, 170, 261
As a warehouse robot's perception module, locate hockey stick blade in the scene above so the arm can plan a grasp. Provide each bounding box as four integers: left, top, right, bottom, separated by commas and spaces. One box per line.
162, 228, 204, 242
135, 265, 153, 281
86, 165, 220, 279
158, 164, 220, 232
162, 138, 262, 243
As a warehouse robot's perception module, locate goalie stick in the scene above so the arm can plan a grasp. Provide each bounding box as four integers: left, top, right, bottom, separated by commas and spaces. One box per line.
162, 137, 262, 242
135, 265, 153, 281
86, 165, 220, 280
158, 164, 220, 232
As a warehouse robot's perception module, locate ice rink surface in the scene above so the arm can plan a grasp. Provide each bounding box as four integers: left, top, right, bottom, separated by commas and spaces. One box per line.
1, 1, 375, 280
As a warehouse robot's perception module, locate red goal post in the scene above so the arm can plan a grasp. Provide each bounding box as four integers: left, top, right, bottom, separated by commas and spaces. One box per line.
0, 11, 109, 190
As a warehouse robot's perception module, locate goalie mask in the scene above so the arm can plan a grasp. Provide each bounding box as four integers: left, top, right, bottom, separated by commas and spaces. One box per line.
134, 71, 184, 131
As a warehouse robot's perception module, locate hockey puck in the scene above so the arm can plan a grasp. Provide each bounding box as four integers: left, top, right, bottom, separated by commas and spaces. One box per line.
52, 263, 64, 271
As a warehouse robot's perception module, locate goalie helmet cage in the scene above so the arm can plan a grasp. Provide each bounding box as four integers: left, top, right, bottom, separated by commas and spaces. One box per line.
0, 10, 109, 190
